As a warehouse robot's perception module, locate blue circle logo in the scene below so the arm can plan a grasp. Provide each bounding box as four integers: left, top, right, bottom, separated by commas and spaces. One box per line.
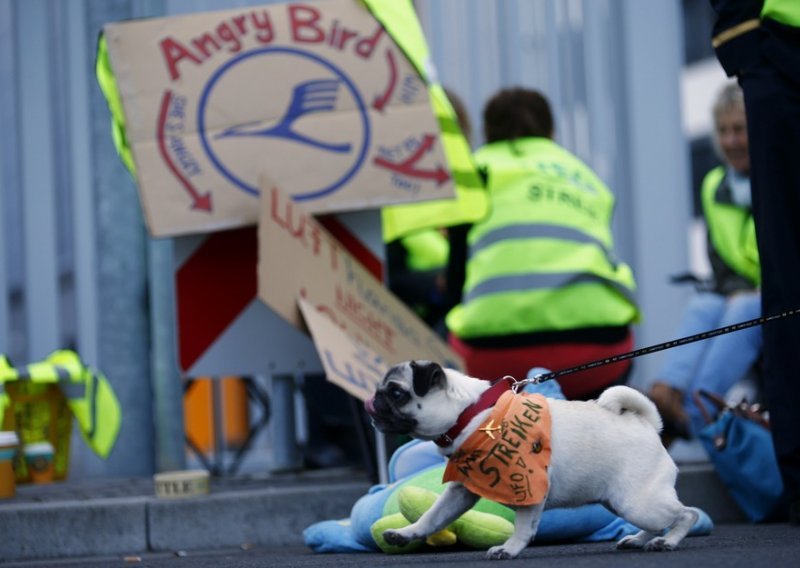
198, 47, 370, 201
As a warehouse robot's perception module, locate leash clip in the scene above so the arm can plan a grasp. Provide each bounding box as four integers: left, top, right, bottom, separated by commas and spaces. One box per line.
511, 375, 535, 393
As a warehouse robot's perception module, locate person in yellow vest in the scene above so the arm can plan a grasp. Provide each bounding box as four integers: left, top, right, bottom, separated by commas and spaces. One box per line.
385, 88, 472, 338
648, 83, 761, 445
710, 0, 800, 525
445, 87, 640, 401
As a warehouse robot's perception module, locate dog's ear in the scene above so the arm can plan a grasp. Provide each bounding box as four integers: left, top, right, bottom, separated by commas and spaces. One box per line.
411, 361, 445, 397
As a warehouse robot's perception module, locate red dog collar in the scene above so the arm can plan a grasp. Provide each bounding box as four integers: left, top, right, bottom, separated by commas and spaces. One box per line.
434, 376, 516, 447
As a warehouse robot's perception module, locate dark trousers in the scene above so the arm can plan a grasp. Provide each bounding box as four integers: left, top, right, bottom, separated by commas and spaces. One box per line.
740, 58, 800, 504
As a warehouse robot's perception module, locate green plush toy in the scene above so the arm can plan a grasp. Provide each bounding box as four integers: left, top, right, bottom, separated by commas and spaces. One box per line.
370, 485, 515, 554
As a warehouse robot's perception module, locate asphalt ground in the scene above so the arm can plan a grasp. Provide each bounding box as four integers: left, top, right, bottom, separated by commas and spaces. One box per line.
3, 523, 798, 567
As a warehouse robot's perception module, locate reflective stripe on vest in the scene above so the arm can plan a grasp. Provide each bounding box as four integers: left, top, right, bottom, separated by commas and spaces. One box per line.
469, 223, 619, 268
464, 271, 637, 306
700, 167, 760, 286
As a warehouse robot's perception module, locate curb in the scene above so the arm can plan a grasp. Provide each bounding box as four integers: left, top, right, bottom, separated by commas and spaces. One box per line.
0, 463, 743, 562
0, 480, 370, 562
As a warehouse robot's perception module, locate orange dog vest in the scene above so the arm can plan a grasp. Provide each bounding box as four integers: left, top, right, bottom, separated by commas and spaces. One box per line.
442, 392, 551, 506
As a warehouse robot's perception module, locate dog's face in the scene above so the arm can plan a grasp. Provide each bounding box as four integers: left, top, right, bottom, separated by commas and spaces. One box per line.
364, 360, 453, 439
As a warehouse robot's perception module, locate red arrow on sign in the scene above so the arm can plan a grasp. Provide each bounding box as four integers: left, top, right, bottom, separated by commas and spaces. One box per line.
373, 134, 450, 185
157, 90, 213, 212
372, 49, 398, 112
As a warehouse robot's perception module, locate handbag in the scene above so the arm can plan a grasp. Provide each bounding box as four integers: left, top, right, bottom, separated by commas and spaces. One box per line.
694, 389, 785, 522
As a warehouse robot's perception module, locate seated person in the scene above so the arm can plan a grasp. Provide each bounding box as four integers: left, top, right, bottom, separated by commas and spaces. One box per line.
648, 83, 761, 444
444, 87, 640, 400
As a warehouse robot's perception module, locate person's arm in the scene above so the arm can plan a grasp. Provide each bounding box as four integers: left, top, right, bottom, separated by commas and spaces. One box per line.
709, 0, 763, 77
386, 239, 446, 307
445, 224, 471, 309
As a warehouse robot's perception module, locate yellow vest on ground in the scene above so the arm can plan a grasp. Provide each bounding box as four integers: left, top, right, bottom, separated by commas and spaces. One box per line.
447, 138, 639, 339
0, 350, 121, 458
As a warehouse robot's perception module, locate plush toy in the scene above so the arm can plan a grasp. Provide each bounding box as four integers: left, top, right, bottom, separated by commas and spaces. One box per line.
370, 485, 514, 553
303, 461, 517, 553
303, 374, 714, 554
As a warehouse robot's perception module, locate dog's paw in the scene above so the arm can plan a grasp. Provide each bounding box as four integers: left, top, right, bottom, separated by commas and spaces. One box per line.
644, 537, 676, 552
486, 545, 517, 560
383, 529, 413, 547
616, 535, 646, 550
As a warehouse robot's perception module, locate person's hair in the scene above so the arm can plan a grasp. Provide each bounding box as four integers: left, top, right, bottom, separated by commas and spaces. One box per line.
443, 87, 472, 143
712, 82, 745, 124
482, 87, 554, 143
711, 82, 746, 164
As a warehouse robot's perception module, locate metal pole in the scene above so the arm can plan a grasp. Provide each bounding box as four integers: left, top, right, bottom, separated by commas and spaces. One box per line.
149, 238, 186, 473
270, 374, 301, 472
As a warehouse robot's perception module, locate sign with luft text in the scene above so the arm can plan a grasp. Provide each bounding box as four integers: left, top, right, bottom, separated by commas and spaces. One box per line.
258, 181, 463, 370
298, 297, 385, 401
103, 0, 454, 237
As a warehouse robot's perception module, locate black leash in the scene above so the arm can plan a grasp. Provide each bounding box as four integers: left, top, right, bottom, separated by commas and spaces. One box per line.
513, 307, 800, 390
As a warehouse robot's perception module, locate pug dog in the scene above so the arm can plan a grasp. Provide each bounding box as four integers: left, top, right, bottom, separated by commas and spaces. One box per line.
364, 360, 698, 560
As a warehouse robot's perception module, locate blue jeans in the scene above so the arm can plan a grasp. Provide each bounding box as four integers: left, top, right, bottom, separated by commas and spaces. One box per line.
658, 291, 762, 436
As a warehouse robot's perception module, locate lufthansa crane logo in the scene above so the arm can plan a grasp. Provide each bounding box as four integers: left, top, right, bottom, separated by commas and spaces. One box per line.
197, 46, 370, 201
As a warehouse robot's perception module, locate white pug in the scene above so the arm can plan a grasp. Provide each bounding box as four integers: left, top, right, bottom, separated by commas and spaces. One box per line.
364, 360, 698, 560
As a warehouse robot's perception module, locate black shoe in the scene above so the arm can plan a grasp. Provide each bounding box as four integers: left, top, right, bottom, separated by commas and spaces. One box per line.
790, 500, 800, 526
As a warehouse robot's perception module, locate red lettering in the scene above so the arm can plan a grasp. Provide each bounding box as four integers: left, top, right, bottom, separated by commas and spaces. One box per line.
160, 37, 203, 81
355, 26, 384, 59
216, 22, 243, 53
270, 187, 305, 238
232, 14, 247, 35
191, 33, 220, 58
289, 5, 324, 43
250, 10, 275, 43
337, 28, 359, 51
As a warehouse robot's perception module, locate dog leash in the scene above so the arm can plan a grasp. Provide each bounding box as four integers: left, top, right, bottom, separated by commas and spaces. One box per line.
511, 306, 800, 392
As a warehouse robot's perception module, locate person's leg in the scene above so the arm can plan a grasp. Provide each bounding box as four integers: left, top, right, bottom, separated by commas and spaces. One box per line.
648, 293, 726, 440
741, 61, 800, 520
655, 293, 727, 391
684, 292, 763, 435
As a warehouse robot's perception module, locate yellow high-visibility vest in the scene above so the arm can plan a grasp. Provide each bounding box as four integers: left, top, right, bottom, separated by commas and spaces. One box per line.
447, 138, 639, 339
700, 166, 760, 286
363, 0, 488, 243
0, 350, 121, 458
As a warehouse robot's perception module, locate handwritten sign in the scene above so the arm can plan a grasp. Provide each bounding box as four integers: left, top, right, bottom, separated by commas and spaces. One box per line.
258, 181, 463, 370
298, 298, 385, 401
443, 392, 551, 506
102, 0, 454, 237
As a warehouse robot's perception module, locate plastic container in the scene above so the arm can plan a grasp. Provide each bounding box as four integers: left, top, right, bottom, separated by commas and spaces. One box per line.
24, 441, 55, 484
0, 431, 19, 498
2, 383, 72, 482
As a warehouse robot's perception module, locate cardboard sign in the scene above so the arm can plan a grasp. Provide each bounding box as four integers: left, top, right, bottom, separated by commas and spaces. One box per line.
103, 0, 455, 237
298, 297, 385, 401
258, 181, 463, 370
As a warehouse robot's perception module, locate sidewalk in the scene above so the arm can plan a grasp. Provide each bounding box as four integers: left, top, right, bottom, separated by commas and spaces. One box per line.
0, 461, 744, 563
0, 466, 371, 562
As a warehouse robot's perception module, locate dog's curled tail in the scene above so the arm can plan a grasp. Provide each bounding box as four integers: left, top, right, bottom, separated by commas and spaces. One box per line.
597, 386, 663, 432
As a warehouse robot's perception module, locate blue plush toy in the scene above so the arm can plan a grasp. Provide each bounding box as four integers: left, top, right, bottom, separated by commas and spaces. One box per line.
304, 373, 714, 553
